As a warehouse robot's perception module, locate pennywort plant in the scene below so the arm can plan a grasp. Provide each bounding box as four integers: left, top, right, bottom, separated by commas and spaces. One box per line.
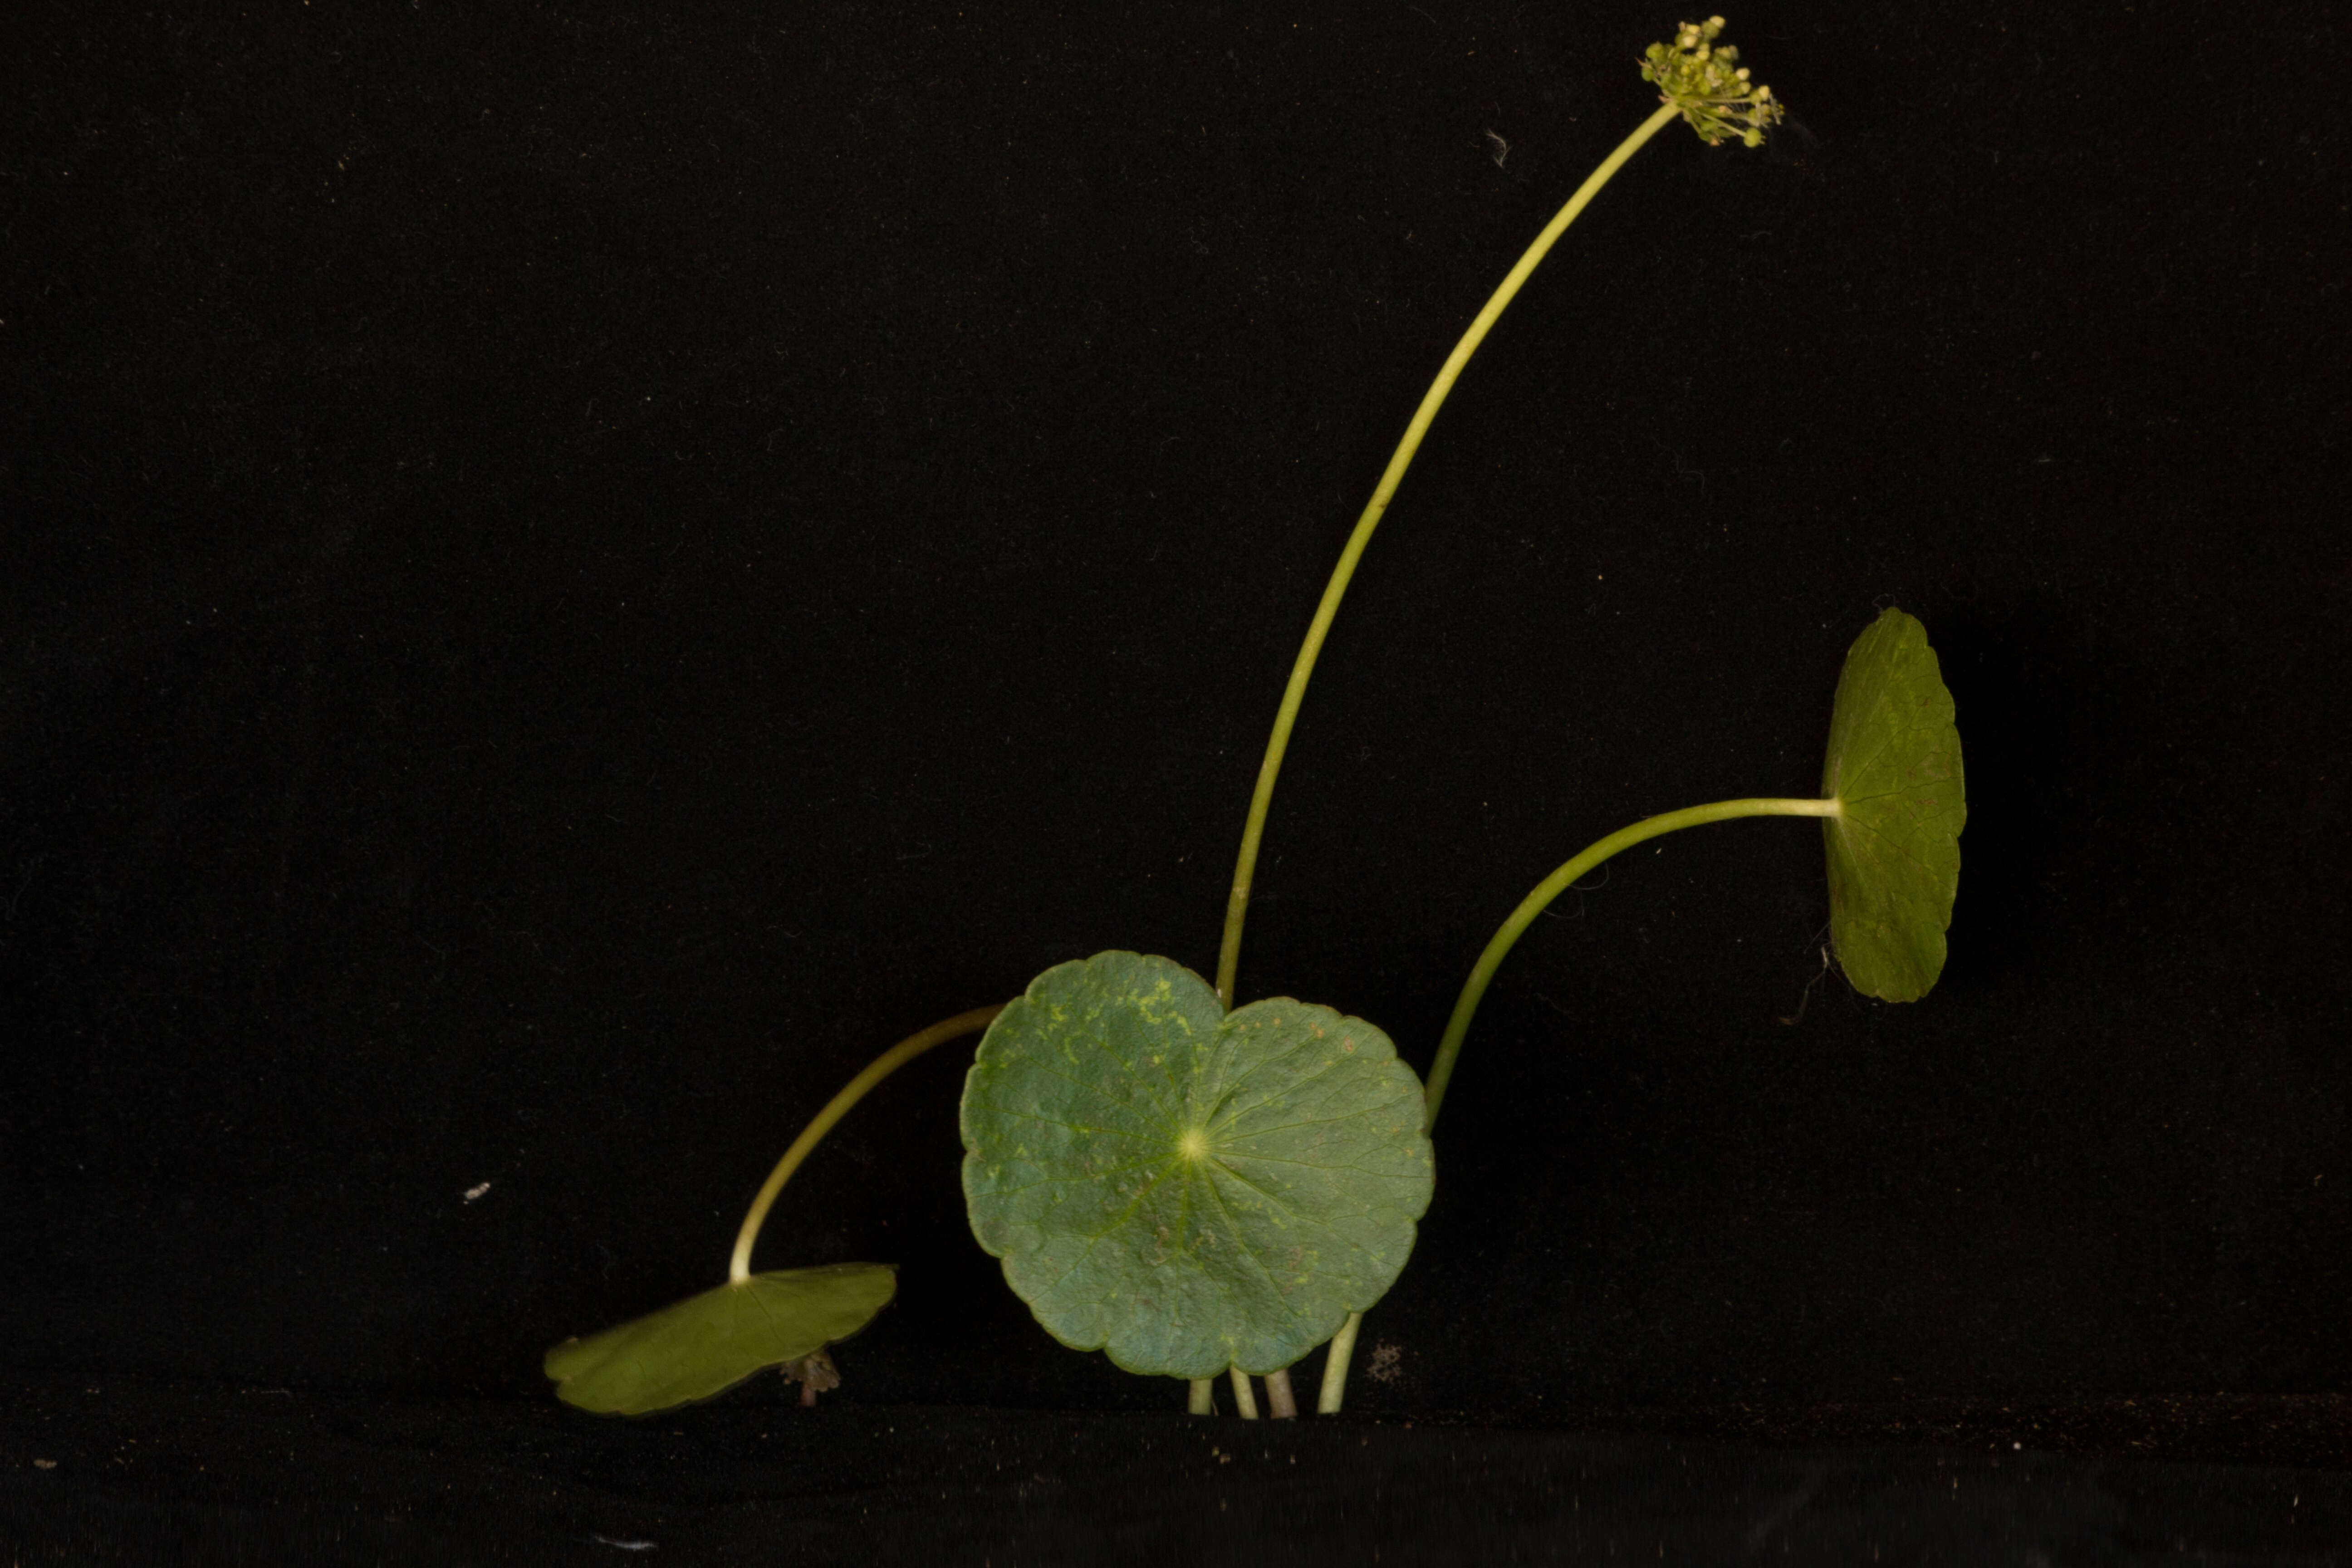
544, 18, 1966, 1425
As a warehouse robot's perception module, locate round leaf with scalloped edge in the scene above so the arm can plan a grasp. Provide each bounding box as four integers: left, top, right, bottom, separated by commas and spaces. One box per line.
961, 951, 1433, 1379
1819, 608, 1966, 1002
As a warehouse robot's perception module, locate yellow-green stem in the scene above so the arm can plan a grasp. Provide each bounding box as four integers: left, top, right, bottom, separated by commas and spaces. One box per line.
729, 1003, 1007, 1283
1213, 101, 1684, 1012
1422, 798, 1839, 1131
1318, 797, 1838, 1414
1317, 1310, 1365, 1414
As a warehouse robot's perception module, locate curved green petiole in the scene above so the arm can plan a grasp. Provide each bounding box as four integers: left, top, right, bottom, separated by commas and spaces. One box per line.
1420, 798, 1841, 1129
730, 1004, 1008, 1283
546, 1003, 1005, 1416
1314, 804, 1843, 1417
1318, 608, 1965, 1413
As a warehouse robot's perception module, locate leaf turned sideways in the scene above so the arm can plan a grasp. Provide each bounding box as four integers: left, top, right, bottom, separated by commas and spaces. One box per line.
544, 1263, 896, 1416
1819, 608, 1967, 1002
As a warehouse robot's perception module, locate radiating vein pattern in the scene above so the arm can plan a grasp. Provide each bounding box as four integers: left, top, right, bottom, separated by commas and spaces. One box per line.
961, 951, 1434, 1377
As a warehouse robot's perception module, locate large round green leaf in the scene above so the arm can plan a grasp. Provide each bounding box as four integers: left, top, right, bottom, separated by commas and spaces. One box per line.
1819, 608, 1967, 1001
544, 1263, 896, 1415
961, 951, 1433, 1379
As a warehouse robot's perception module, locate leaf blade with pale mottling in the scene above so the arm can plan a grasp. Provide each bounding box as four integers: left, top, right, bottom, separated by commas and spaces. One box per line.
961, 951, 1433, 1378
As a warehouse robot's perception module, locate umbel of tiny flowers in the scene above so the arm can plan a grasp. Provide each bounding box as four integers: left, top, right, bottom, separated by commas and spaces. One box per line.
1642, 15, 1785, 147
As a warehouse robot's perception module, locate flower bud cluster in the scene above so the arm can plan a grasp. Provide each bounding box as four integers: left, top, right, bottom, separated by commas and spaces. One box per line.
1639, 15, 1785, 148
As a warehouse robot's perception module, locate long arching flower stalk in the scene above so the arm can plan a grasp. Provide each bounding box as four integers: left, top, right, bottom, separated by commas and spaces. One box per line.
1196, 17, 1787, 1418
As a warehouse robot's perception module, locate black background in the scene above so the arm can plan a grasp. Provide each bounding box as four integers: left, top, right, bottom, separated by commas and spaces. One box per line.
4, 0, 2346, 1429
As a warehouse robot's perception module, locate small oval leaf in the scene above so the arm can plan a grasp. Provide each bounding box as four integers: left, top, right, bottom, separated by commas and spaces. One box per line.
544, 1262, 896, 1415
1820, 608, 1967, 1001
961, 951, 1434, 1379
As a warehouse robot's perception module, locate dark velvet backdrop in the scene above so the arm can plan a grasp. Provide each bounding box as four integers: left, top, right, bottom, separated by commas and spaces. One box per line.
4, 0, 2345, 1430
